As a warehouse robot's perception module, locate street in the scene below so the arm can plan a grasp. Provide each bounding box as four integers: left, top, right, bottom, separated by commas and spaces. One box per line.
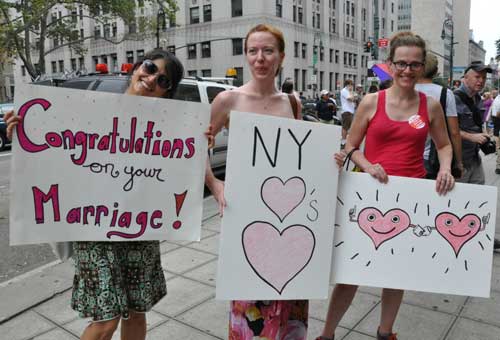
0, 148, 56, 283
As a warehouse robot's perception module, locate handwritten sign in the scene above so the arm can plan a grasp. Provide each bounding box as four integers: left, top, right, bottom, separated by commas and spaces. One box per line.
331, 172, 497, 297
10, 84, 209, 244
216, 111, 341, 300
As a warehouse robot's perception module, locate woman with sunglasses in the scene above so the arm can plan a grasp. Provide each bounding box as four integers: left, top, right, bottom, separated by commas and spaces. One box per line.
316, 32, 455, 340
5, 49, 197, 340
205, 24, 307, 340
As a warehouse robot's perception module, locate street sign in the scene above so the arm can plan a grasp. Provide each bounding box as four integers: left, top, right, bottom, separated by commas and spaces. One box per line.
310, 74, 317, 83
452, 66, 466, 72
378, 38, 389, 48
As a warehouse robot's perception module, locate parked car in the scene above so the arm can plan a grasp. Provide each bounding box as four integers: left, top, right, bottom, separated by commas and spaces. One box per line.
36, 75, 233, 174
0, 103, 14, 150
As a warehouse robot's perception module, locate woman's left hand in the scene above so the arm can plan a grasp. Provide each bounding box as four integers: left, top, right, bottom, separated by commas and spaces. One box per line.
435, 169, 455, 195
204, 124, 214, 149
334, 149, 347, 168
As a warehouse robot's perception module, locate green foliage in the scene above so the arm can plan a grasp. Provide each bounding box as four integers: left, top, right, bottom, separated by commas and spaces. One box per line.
496, 38, 500, 61
0, 0, 178, 79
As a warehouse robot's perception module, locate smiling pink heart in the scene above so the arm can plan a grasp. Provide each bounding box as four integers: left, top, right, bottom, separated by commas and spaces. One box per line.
435, 212, 481, 257
357, 207, 411, 249
261, 176, 306, 222
242, 222, 315, 294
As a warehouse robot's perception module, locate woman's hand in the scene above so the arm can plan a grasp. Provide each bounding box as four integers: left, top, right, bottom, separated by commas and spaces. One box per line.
435, 169, 455, 195
5, 110, 21, 141
204, 124, 215, 149
365, 163, 388, 184
206, 177, 226, 216
334, 149, 347, 168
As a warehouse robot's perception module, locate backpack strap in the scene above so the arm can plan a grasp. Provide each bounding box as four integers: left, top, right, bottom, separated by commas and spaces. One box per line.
287, 94, 299, 120
439, 86, 447, 114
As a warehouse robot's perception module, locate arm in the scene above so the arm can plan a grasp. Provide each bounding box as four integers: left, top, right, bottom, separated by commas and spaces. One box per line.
428, 98, 454, 195
344, 93, 389, 183
460, 130, 489, 144
205, 91, 233, 215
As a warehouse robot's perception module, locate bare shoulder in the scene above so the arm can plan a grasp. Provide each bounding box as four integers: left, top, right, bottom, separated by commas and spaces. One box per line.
357, 92, 378, 111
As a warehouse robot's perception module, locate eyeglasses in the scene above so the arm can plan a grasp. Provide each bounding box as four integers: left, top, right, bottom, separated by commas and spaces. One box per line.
392, 61, 425, 71
141, 59, 171, 89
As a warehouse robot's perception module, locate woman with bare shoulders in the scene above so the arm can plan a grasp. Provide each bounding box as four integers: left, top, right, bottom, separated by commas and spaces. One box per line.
205, 24, 307, 340
316, 32, 455, 340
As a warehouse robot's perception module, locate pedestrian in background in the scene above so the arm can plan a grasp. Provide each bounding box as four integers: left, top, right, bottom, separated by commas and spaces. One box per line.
317, 31, 454, 340
340, 79, 356, 146
453, 61, 500, 251
205, 23, 309, 340
5, 49, 208, 340
415, 53, 463, 179
316, 89, 336, 124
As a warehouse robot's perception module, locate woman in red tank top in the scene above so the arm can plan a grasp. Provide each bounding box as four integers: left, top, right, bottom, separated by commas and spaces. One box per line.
317, 32, 455, 340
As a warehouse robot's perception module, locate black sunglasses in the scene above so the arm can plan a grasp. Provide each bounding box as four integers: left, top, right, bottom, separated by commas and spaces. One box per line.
141, 59, 171, 90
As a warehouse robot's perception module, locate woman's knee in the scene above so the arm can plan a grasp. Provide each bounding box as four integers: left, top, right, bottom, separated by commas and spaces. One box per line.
86, 318, 120, 339
123, 312, 146, 327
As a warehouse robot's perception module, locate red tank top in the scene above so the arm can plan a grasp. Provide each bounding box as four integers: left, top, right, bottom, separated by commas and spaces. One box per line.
364, 90, 429, 178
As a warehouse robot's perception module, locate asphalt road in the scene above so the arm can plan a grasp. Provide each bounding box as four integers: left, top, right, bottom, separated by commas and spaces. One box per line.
0, 149, 56, 283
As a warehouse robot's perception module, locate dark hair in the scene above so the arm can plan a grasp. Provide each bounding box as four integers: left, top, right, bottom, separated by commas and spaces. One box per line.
129, 48, 184, 98
368, 84, 379, 93
388, 31, 426, 63
344, 79, 353, 87
281, 78, 294, 93
379, 79, 393, 90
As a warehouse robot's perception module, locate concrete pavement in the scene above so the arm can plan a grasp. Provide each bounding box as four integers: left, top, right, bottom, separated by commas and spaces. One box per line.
1, 154, 499, 340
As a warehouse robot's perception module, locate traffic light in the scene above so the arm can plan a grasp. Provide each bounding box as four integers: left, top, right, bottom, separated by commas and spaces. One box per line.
364, 41, 373, 53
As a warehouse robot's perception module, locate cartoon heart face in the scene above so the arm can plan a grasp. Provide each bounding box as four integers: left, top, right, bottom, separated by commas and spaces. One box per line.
357, 207, 411, 249
435, 212, 481, 257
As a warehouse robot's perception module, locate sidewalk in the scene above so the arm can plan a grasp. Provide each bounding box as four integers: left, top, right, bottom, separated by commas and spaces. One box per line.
1, 155, 499, 340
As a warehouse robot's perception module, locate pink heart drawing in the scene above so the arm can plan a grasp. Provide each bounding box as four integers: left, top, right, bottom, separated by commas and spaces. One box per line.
357, 207, 411, 249
242, 221, 315, 294
261, 176, 306, 222
435, 212, 481, 257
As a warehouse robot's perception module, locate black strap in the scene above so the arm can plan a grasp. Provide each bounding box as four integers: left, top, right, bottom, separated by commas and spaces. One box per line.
343, 147, 359, 171
439, 86, 447, 114
287, 94, 299, 120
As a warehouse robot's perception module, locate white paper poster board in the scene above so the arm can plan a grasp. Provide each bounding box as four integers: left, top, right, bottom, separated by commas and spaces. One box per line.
216, 111, 341, 300
331, 171, 497, 297
10, 84, 209, 244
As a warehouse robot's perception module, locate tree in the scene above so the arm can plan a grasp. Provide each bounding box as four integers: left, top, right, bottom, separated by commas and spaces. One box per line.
0, 0, 177, 80
496, 38, 500, 61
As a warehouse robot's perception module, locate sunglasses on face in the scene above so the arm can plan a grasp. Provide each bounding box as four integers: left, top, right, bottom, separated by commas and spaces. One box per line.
392, 60, 425, 71
141, 59, 171, 90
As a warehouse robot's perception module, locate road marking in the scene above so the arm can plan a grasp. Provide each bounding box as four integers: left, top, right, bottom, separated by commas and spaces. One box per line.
0, 152, 11, 157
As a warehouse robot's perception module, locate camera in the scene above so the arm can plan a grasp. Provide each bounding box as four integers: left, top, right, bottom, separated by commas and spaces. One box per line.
480, 138, 496, 155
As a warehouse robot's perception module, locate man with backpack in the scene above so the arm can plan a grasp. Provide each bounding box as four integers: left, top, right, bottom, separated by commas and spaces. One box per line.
415, 54, 462, 179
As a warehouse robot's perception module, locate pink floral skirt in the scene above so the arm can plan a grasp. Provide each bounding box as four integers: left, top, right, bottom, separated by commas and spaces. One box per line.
229, 300, 308, 340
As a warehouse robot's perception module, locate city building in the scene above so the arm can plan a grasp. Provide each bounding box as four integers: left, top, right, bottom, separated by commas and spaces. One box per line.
13, 0, 399, 97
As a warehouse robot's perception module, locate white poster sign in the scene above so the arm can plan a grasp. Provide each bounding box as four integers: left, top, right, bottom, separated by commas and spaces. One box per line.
10, 84, 209, 244
216, 111, 341, 300
331, 172, 497, 297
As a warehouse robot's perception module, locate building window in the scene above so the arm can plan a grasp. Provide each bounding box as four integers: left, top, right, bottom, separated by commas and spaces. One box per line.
188, 44, 197, 59
232, 0, 243, 17
203, 4, 212, 22
201, 41, 211, 58
126, 51, 134, 63
383, 0, 386, 10
391, 2, 394, 13
298, 7, 303, 23
71, 58, 77, 71
345, 24, 350, 38
320, 46, 324, 61
94, 26, 101, 39
346, 1, 350, 15
362, 29, 366, 42
111, 53, 117, 72
353, 54, 357, 67
276, 0, 282, 17
332, 18, 336, 33
202, 69, 212, 77
343, 52, 347, 65
382, 18, 386, 29
58, 60, 64, 73
302, 43, 307, 59
335, 50, 339, 63
104, 24, 110, 38
51, 61, 57, 73
92, 56, 98, 70
316, 13, 320, 29
167, 45, 176, 55
78, 57, 84, 70
232, 38, 243, 55
302, 69, 306, 91
294, 68, 299, 91
329, 49, 333, 63
320, 71, 324, 90
351, 24, 355, 39
351, 3, 355, 17
391, 20, 394, 31
137, 49, 144, 60
329, 72, 333, 91
129, 21, 137, 34
101, 55, 108, 65
293, 5, 297, 22
112, 23, 117, 37
234, 67, 243, 86
190, 7, 200, 24
294, 42, 299, 58
71, 10, 77, 22
188, 70, 197, 77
